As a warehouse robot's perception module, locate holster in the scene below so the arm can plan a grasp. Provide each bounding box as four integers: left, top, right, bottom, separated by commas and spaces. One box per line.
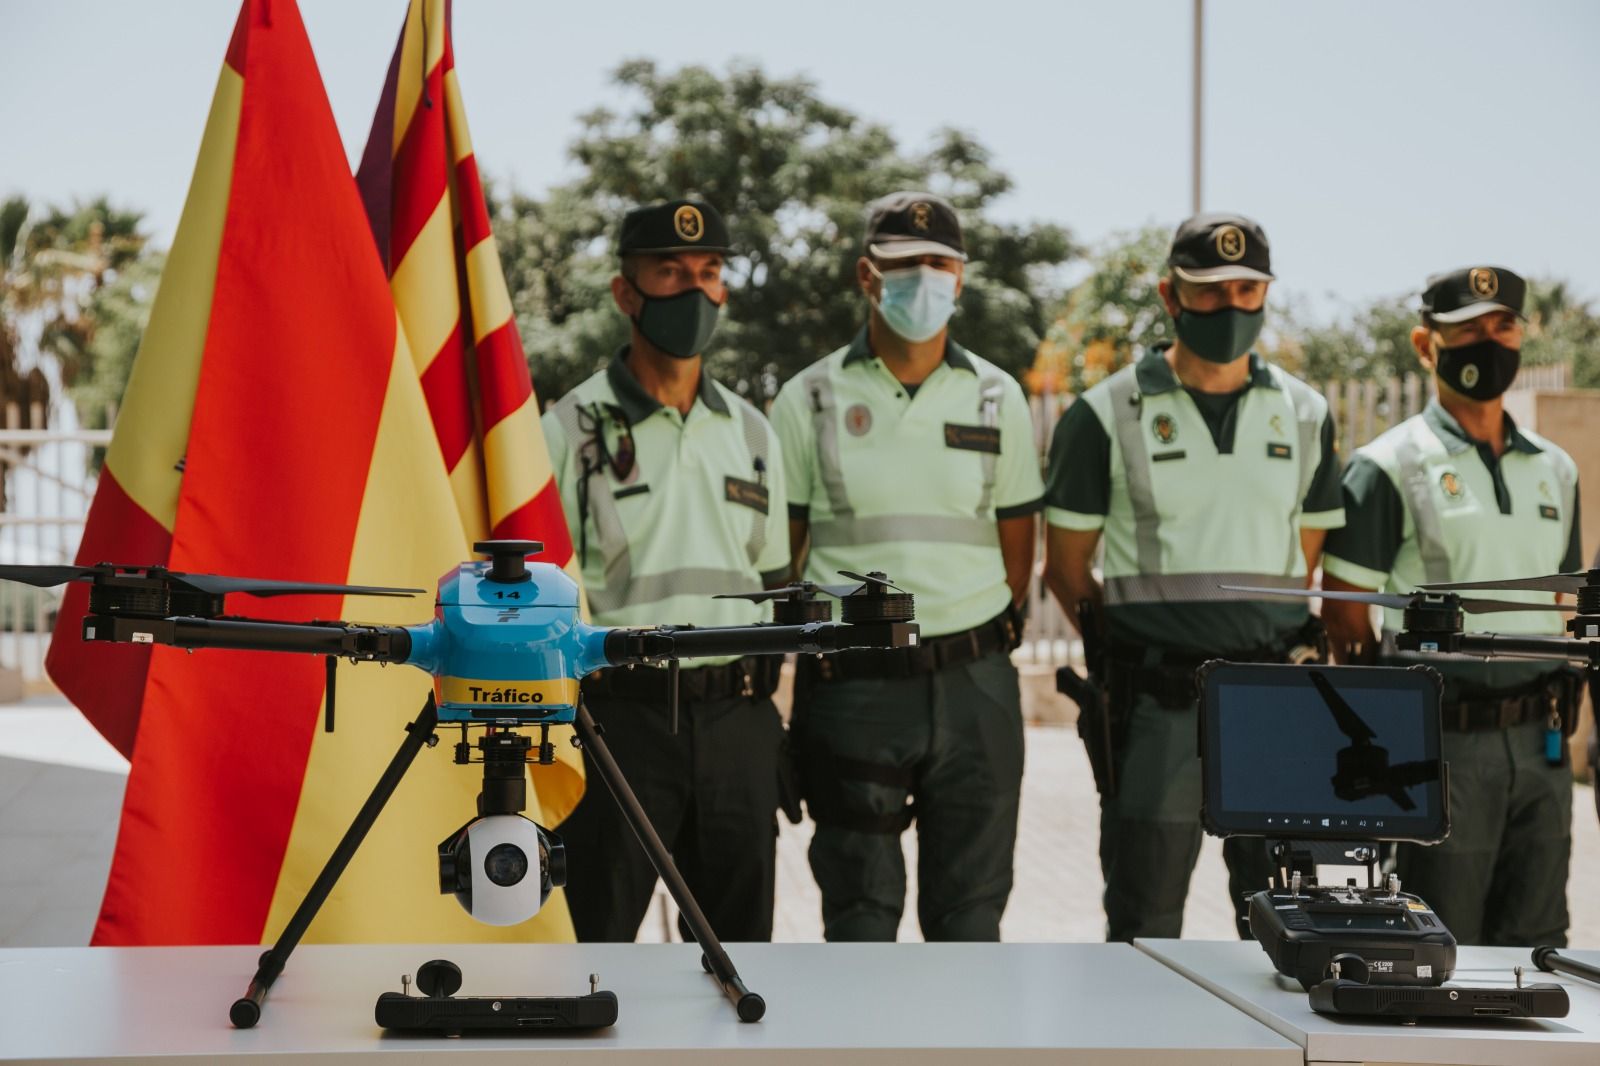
776, 729, 804, 825
1058, 665, 1117, 799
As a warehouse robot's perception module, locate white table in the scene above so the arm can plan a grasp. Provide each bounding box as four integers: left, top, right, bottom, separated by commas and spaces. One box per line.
0, 942, 1301, 1064
1136, 939, 1600, 1066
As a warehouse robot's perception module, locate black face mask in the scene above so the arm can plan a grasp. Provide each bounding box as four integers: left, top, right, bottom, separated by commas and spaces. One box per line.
631, 283, 721, 360
1174, 305, 1265, 364
1435, 338, 1520, 401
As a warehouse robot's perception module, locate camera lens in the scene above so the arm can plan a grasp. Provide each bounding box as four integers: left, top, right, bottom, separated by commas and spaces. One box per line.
483, 842, 529, 888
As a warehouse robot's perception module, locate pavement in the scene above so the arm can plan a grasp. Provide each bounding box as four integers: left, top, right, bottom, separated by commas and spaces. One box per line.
2, 697, 1597, 947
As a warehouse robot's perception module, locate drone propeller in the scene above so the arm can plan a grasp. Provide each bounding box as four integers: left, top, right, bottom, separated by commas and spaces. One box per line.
174, 574, 424, 598
1420, 570, 1596, 596
0, 564, 105, 588
1219, 584, 1571, 615
0, 563, 422, 599
714, 580, 860, 604
837, 570, 906, 594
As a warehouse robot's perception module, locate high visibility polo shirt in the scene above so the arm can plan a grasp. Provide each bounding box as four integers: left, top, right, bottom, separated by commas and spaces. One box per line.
1323, 401, 1581, 695
1045, 346, 1344, 655
771, 327, 1044, 638
542, 352, 790, 661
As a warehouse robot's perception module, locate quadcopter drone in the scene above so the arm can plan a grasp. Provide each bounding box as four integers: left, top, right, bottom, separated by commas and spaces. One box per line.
3, 540, 920, 1028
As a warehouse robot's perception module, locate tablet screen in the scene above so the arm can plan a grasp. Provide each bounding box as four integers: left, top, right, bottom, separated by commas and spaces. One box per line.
1200, 662, 1447, 844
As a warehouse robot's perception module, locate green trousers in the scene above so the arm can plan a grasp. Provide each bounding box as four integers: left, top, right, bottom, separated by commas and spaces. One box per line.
1100, 694, 1272, 941
791, 650, 1025, 941
559, 689, 783, 943
1393, 718, 1571, 946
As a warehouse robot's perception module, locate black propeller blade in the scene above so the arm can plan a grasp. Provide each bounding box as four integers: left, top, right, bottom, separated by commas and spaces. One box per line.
0, 563, 422, 599
0, 564, 106, 588
1218, 584, 1571, 615
837, 570, 906, 593
173, 574, 423, 598
715, 580, 860, 603
1421, 571, 1595, 596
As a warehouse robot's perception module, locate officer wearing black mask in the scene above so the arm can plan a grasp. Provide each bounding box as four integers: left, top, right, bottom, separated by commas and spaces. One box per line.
1323, 266, 1584, 946
542, 199, 793, 943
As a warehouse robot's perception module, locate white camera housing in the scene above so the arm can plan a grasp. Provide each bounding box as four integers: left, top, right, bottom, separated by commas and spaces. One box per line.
438, 814, 565, 926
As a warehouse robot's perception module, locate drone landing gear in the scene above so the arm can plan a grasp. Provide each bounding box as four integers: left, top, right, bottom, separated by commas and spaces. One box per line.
229, 693, 764, 1028
230, 694, 443, 1029
573, 698, 765, 1023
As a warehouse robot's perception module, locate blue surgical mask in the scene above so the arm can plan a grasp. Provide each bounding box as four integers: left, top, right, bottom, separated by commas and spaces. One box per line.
870, 264, 958, 343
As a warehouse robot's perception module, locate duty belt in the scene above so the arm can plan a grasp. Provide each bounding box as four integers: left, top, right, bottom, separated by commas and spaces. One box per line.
1109, 620, 1328, 710
809, 606, 1022, 682
583, 656, 781, 704
1446, 673, 1575, 733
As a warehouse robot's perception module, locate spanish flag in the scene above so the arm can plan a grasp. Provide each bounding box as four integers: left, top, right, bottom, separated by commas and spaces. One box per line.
48, 0, 569, 945
355, 0, 584, 837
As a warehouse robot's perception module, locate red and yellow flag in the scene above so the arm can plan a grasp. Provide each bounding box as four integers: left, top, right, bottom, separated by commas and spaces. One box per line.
356, 0, 584, 829
48, 0, 571, 945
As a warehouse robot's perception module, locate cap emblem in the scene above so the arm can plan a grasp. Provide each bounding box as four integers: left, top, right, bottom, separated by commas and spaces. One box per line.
1469, 267, 1499, 299
845, 403, 873, 437
1215, 224, 1246, 262
1440, 471, 1464, 500
1152, 413, 1179, 445
673, 204, 705, 243
910, 202, 933, 232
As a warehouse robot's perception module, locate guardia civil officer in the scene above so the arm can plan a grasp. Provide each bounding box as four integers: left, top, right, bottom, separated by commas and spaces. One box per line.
1321, 266, 1582, 947
770, 192, 1043, 941
1043, 214, 1344, 941
543, 200, 792, 942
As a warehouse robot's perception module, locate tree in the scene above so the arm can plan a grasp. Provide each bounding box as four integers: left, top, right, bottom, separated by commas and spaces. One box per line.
69, 250, 165, 429
1523, 279, 1600, 388
1030, 225, 1173, 394
493, 60, 1078, 404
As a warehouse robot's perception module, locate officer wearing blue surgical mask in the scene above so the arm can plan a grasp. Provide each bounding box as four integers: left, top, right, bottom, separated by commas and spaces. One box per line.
771, 191, 1044, 941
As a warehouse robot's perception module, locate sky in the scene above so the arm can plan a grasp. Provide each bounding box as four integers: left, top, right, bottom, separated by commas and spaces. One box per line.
3, 0, 1598, 321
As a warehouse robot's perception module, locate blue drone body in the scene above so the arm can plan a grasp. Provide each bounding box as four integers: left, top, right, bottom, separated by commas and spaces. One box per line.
402, 557, 609, 725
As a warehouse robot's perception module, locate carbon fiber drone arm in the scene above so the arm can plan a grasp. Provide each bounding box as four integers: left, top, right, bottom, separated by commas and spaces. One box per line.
601, 620, 919, 666
83, 613, 413, 662
1399, 629, 1600, 665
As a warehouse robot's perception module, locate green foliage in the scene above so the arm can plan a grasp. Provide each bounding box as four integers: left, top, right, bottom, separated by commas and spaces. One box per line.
492, 60, 1078, 404
1279, 296, 1418, 383
1033, 225, 1174, 392
1524, 279, 1600, 387
70, 250, 164, 429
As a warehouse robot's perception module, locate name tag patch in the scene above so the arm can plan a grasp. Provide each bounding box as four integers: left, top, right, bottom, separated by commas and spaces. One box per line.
613, 484, 650, 500
1152, 450, 1186, 462
944, 423, 1001, 454
1540, 504, 1560, 521
725, 477, 769, 514
1267, 442, 1293, 460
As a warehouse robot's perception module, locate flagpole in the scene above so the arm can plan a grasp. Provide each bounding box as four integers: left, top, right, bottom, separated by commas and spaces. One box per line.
1192, 0, 1204, 214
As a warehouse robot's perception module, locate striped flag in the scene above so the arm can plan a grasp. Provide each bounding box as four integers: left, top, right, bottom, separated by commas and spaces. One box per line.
356, 0, 584, 836
48, 0, 573, 945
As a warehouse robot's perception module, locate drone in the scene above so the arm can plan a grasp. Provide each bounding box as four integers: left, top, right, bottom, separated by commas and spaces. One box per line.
2, 540, 920, 1028
1222, 572, 1600, 666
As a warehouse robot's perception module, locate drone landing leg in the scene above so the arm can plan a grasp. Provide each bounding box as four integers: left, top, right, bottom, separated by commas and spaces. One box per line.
229, 694, 440, 1029
574, 699, 765, 1022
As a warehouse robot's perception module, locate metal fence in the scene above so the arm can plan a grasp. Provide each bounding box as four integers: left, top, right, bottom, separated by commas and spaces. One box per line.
0, 404, 112, 685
